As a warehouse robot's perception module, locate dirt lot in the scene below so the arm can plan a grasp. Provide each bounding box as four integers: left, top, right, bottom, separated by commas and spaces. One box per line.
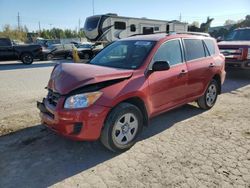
0, 61, 250, 188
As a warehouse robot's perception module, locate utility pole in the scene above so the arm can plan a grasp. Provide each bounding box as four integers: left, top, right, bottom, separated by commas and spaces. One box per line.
49, 24, 53, 30
17, 12, 21, 30
92, 0, 95, 15
38, 21, 41, 33
179, 13, 182, 22
78, 18, 81, 33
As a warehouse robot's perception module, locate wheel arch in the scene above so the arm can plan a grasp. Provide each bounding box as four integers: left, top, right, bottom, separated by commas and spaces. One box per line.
212, 74, 221, 94
104, 96, 149, 128
19, 51, 33, 59
123, 97, 149, 126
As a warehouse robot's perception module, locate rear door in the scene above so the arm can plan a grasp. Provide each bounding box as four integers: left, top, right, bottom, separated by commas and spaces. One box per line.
148, 39, 188, 114
53, 45, 65, 58
182, 38, 214, 98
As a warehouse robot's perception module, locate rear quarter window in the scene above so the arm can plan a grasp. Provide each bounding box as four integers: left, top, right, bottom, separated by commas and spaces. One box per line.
184, 39, 205, 61
204, 39, 216, 56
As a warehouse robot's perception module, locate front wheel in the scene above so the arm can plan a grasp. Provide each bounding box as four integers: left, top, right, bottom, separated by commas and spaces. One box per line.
46, 54, 53, 60
197, 79, 219, 110
21, 53, 33, 65
100, 103, 143, 152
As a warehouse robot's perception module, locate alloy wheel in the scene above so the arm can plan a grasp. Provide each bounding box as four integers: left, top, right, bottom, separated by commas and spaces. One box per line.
112, 113, 138, 146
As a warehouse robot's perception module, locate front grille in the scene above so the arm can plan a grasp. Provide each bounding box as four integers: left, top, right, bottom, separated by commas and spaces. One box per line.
47, 89, 60, 106
220, 48, 243, 59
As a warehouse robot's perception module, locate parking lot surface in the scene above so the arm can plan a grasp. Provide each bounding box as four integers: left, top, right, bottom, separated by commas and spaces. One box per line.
0, 60, 250, 187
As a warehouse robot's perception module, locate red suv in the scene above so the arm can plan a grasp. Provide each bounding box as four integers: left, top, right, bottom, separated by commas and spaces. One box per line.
37, 33, 226, 152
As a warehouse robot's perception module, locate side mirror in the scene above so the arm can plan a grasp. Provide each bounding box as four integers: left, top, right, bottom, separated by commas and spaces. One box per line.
217, 37, 223, 42
152, 61, 170, 71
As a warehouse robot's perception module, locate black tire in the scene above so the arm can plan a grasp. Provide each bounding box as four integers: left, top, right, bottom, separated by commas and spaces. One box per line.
21, 53, 33, 65
100, 103, 143, 152
197, 79, 219, 110
47, 54, 53, 60
64, 52, 70, 59
82, 52, 90, 59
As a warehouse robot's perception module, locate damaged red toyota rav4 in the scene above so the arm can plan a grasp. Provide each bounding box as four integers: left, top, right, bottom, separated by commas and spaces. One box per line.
37, 33, 226, 152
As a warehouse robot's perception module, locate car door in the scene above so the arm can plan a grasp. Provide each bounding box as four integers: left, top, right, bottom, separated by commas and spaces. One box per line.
148, 39, 188, 114
182, 38, 214, 99
55, 44, 65, 58
0, 39, 15, 60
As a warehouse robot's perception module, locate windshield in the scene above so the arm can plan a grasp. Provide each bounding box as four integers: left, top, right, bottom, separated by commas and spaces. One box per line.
84, 16, 100, 31
225, 29, 250, 41
89, 40, 156, 69
78, 44, 92, 48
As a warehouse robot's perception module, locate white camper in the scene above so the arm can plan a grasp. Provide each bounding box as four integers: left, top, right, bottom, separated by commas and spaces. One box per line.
83, 13, 188, 43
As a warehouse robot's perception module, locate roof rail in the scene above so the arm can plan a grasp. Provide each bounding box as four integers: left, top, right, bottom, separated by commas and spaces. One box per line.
172, 32, 210, 37
128, 31, 210, 38
129, 31, 168, 37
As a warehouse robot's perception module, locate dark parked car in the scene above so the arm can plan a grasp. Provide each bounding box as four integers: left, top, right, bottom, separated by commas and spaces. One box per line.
76, 43, 94, 59
68, 43, 103, 59
42, 43, 74, 60
38, 33, 226, 152
0, 37, 43, 64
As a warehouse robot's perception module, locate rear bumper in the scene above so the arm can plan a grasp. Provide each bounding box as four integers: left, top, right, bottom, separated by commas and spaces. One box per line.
37, 98, 110, 141
225, 59, 250, 69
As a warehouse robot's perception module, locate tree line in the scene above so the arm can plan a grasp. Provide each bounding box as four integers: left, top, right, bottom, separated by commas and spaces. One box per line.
209, 15, 250, 39
0, 24, 85, 42
188, 15, 250, 39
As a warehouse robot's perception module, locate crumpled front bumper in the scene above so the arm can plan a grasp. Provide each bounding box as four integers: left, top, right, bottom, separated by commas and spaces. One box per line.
37, 98, 110, 141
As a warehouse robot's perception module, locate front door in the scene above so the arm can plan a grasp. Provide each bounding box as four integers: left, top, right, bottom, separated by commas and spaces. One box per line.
148, 39, 188, 115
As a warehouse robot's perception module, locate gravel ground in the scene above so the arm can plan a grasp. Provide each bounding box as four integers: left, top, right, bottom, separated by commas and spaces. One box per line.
0, 61, 250, 188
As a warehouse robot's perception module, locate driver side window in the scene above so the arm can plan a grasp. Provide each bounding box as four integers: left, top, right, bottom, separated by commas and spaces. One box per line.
153, 39, 183, 66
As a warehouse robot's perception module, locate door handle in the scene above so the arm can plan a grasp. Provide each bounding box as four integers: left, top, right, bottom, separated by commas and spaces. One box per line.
179, 70, 187, 75
209, 63, 215, 68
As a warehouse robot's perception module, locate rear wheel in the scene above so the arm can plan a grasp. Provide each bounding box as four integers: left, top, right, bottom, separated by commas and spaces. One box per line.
47, 54, 53, 60
197, 79, 219, 110
21, 53, 33, 65
100, 103, 143, 152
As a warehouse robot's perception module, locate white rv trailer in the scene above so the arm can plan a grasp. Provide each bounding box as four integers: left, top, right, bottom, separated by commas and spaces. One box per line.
83, 13, 188, 43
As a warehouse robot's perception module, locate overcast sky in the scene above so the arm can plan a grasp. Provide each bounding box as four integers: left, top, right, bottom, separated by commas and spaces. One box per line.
0, 0, 249, 31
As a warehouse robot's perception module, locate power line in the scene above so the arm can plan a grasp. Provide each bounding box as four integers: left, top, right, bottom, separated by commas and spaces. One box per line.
17, 12, 21, 30
78, 18, 81, 32
38, 21, 41, 33
92, 0, 95, 15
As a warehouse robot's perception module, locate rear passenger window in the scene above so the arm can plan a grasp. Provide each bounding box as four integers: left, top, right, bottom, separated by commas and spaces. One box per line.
184, 39, 205, 61
153, 40, 183, 66
204, 39, 216, 55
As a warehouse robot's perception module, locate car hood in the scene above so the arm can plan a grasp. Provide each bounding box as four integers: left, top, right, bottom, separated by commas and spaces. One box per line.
48, 63, 133, 95
218, 41, 250, 48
